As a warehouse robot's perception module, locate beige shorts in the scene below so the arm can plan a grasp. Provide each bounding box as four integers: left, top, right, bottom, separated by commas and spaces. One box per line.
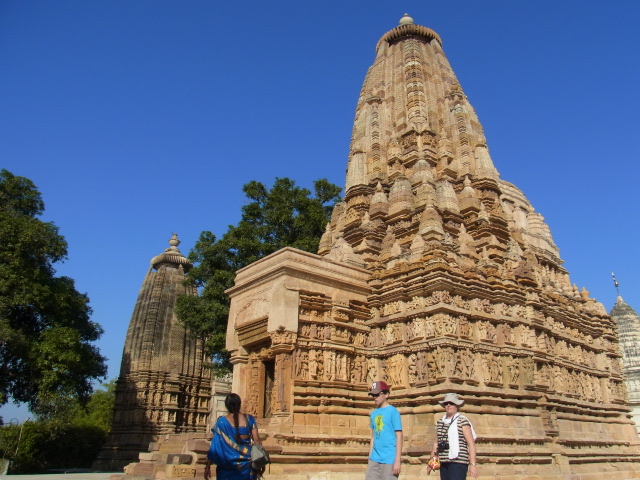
365, 459, 398, 480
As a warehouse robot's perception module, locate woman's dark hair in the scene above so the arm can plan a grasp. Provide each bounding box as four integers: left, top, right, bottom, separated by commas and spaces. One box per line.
225, 393, 242, 443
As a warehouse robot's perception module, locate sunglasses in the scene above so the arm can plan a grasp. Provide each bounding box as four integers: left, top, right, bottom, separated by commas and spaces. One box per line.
442, 402, 456, 406
370, 392, 385, 398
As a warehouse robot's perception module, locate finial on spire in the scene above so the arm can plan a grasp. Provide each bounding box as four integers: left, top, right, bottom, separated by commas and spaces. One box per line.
399, 13, 414, 26
168, 233, 180, 248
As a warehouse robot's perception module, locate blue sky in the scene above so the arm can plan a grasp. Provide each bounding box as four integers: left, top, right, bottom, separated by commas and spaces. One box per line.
2, 1, 639, 421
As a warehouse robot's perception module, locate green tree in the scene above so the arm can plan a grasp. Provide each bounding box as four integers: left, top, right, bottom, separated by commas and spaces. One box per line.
176, 177, 341, 375
0, 381, 115, 473
0, 169, 107, 420
68, 379, 115, 431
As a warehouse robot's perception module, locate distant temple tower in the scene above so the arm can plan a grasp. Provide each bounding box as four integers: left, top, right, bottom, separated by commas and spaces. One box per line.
224, 14, 640, 479
94, 234, 212, 471
610, 296, 640, 433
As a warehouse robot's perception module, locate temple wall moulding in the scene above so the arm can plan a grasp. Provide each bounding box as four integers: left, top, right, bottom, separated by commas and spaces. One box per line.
226, 248, 629, 419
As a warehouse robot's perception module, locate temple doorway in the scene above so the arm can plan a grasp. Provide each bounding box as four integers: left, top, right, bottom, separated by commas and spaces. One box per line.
263, 359, 275, 418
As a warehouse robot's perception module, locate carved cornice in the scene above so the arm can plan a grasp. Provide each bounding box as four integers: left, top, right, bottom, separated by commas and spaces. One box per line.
376, 24, 442, 52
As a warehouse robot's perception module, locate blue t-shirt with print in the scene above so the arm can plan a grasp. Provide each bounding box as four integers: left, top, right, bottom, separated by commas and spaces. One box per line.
369, 404, 402, 464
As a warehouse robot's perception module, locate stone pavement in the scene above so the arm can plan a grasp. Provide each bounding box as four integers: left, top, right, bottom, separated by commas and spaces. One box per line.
0, 473, 115, 480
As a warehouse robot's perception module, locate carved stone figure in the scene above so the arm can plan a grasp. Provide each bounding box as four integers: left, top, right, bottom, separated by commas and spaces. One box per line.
367, 358, 378, 384
408, 353, 418, 383
309, 350, 318, 379
296, 350, 309, 379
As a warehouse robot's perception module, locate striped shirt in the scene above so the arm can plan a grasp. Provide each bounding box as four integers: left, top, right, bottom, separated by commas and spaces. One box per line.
436, 414, 472, 464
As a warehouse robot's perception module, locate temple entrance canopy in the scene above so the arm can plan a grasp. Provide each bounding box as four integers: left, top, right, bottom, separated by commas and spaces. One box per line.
227, 248, 370, 419
224, 14, 640, 480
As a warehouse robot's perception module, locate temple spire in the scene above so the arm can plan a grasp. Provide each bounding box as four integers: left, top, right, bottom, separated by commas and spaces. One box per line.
325, 15, 566, 294
93, 234, 209, 470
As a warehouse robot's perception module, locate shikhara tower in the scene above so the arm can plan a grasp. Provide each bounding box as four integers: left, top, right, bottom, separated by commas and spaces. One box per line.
224, 15, 640, 479
94, 234, 212, 471
610, 296, 640, 434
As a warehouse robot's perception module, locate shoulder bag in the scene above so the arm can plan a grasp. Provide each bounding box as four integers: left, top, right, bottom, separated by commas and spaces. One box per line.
245, 414, 271, 470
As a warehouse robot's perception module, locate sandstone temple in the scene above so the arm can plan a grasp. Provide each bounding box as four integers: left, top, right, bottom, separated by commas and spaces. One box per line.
111, 15, 640, 480
95, 234, 212, 471
610, 296, 640, 434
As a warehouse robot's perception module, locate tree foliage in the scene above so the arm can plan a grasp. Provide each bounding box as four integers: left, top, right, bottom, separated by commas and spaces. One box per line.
0, 380, 115, 473
0, 169, 107, 419
175, 178, 341, 375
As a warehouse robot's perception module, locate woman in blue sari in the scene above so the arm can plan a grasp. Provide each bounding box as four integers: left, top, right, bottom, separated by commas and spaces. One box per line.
205, 393, 262, 480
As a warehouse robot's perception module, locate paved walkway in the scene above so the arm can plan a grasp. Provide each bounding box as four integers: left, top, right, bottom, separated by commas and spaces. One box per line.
0, 473, 116, 480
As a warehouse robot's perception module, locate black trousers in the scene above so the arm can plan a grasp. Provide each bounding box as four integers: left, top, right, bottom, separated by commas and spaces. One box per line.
439, 462, 468, 480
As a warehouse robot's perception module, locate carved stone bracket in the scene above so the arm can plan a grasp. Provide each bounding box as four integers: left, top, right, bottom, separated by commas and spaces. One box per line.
270, 325, 297, 353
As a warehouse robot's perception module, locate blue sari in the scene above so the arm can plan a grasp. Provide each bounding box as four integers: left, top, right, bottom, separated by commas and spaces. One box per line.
207, 415, 257, 480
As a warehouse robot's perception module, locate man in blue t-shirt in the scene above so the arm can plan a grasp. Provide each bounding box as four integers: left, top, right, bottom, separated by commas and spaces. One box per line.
366, 380, 403, 480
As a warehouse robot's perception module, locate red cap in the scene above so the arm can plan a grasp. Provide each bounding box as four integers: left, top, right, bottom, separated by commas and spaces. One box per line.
369, 380, 389, 394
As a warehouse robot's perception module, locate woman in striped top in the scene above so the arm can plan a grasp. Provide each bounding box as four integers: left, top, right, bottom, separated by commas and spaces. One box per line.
427, 393, 478, 479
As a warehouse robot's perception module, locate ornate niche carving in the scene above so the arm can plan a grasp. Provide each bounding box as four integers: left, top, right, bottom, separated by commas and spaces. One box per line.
556, 339, 569, 358
426, 351, 439, 384
472, 297, 493, 314
382, 301, 403, 317
501, 323, 515, 346
428, 290, 453, 305
353, 330, 367, 346
324, 350, 337, 381
506, 355, 520, 388
367, 357, 379, 384
274, 352, 292, 413
308, 349, 322, 381
493, 302, 509, 317
433, 346, 456, 380
384, 322, 403, 345
451, 350, 465, 384
404, 351, 426, 386
454, 349, 478, 385
477, 320, 496, 343
408, 317, 426, 339
351, 355, 368, 384
425, 316, 436, 338
534, 362, 550, 390
401, 130, 419, 154
481, 352, 503, 387
244, 355, 261, 416
452, 295, 471, 310
521, 356, 535, 389
367, 328, 380, 347
322, 324, 332, 340
593, 376, 604, 403
299, 323, 310, 338
407, 353, 418, 384
294, 349, 309, 380
434, 313, 458, 337
384, 353, 406, 388
271, 325, 297, 353
458, 316, 470, 338
333, 326, 351, 343
609, 380, 627, 404
548, 364, 563, 394
407, 296, 425, 310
